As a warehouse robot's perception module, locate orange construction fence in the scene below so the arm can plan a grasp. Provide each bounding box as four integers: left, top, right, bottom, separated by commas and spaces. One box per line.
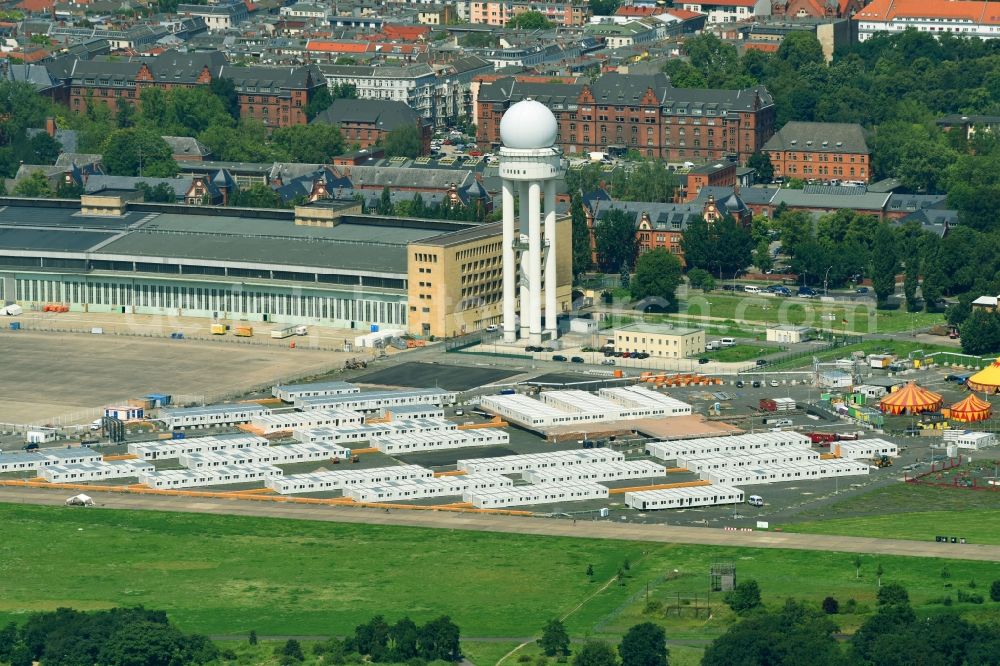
102, 454, 138, 461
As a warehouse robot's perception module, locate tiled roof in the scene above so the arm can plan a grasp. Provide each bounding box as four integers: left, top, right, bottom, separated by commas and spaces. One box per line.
854, 0, 1000, 23
763, 121, 869, 154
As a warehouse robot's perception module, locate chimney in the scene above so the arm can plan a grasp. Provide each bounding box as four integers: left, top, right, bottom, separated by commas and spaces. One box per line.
45, 117, 57, 138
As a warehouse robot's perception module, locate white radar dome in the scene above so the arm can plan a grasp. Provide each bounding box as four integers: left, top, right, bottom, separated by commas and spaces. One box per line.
499, 99, 558, 149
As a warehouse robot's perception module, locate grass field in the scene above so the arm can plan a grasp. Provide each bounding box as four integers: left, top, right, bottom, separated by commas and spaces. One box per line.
678, 294, 944, 334
700, 344, 774, 363
782, 483, 1000, 544
765, 340, 959, 370
3, 503, 1000, 655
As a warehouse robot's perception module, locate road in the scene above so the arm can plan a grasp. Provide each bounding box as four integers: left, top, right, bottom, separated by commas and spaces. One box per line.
2, 487, 996, 562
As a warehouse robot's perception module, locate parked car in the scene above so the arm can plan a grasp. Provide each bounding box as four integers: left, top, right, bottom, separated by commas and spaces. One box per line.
571, 356, 585, 363
736, 380, 745, 388
773, 286, 792, 297
769, 379, 780, 387
752, 380, 762, 388
635, 352, 650, 359
756, 359, 768, 366
798, 287, 818, 298
698, 357, 710, 364
856, 287, 869, 294
601, 359, 615, 365
485, 324, 498, 332
552, 354, 567, 362
22, 443, 39, 451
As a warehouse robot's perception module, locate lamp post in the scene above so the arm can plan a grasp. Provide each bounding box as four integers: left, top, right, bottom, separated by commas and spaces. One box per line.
824, 265, 833, 296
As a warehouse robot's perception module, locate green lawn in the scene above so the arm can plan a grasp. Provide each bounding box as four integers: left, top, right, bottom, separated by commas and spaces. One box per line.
701, 344, 774, 363
766, 340, 960, 370
679, 294, 944, 334
785, 509, 1000, 545
4, 503, 1000, 649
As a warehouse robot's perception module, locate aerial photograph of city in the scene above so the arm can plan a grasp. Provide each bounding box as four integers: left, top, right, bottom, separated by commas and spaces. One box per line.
0, 0, 999, 663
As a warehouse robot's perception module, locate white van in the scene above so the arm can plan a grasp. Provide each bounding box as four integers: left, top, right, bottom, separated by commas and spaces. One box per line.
772, 418, 793, 427
748, 495, 764, 507
720, 338, 736, 347
744, 285, 761, 294
706, 340, 721, 351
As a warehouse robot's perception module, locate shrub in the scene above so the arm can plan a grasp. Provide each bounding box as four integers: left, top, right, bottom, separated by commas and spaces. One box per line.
991, 580, 1000, 602
821, 596, 839, 615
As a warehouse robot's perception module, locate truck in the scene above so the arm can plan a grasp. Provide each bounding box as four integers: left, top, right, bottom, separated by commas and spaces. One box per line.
805, 432, 859, 446
234, 325, 253, 337
210, 323, 227, 335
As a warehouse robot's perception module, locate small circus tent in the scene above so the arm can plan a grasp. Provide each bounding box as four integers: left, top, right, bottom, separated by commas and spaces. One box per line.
946, 393, 993, 422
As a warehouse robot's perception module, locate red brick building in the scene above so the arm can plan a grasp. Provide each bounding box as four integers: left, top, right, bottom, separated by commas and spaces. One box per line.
762, 121, 871, 183
477, 73, 775, 163
66, 51, 325, 128
312, 99, 432, 153
675, 161, 737, 202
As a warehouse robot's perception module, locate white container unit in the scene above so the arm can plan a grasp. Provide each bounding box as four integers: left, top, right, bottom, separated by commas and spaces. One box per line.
128, 434, 269, 460
676, 447, 820, 474
293, 418, 455, 445
345, 473, 513, 503
646, 432, 812, 463
159, 404, 270, 430
372, 429, 509, 455
272, 381, 359, 402
0, 448, 103, 473
139, 466, 284, 489
522, 460, 665, 485
179, 443, 349, 469
598, 386, 693, 415
705, 459, 870, 485
251, 409, 364, 435
295, 388, 458, 412
833, 439, 899, 460
624, 485, 745, 510
266, 465, 432, 495
458, 449, 625, 475
40, 459, 155, 483
464, 482, 609, 508
943, 430, 997, 450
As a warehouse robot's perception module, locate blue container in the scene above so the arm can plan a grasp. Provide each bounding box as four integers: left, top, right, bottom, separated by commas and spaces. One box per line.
172, 432, 186, 440
9, 322, 20, 330
371, 324, 379, 332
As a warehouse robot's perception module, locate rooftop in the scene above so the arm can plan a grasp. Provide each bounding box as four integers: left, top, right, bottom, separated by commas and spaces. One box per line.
616, 323, 703, 336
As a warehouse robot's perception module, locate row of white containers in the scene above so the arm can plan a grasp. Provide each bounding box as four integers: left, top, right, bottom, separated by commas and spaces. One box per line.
646, 432, 813, 463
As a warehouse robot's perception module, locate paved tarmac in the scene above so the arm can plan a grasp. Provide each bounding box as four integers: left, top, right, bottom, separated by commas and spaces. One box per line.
2, 486, 996, 562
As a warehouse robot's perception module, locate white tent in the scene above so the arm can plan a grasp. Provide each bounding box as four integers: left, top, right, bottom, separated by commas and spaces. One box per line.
65, 493, 94, 507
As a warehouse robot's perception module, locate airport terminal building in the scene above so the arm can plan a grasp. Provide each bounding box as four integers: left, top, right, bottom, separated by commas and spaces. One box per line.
0, 196, 571, 337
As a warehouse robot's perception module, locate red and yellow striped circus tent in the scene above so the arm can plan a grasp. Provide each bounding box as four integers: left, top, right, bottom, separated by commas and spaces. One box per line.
879, 382, 943, 415
967, 359, 1000, 394
947, 393, 993, 423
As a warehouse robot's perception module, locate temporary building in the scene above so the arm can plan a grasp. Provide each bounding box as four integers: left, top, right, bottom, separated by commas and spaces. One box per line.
624, 485, 744, 510
943, 430, 997, 450
946, 393, 993, 423
967, 360, 1000, 394
878, 382, 943, 415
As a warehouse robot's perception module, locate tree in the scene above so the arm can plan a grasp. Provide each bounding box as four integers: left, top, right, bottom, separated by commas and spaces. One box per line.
725, 580, 762, 615
278, 639, 305, 663
384, 124, 424, 158
231, 183, 285, 209
610, 161, 677, 202
960, 310, 1000, 355
573, 641, 618, 666
248, 631, 258, 645
876, 563, 885, 588
594, 209, 638, 273
586, 564, 595, 578
136, 181, 177, 203
714, 216, 754, 277
752, 239, 773, 273
776, 32, 824, 69
746, 152, 774, 182
98, 620, 215, 666
870, 225, 898, 308
102, 129, 177, 177
13, 171, 54, 198
538, 619, 570, 657
686, 268, 714, 291
903, 254, 920, 312
507, 10, 553, 29
921, 249, 945, 311
29, 132, 61, 164
55, 179, 84, 198
271, 123, 345, 163
304, 86, 333, 121
565, 162, 604, 195
703, 600, 842, 666
619, 622, 667, 666
821, 597, 839, 615
376, 186, 395, 216
680, 216, 713, 272
416, 616, 461, 662
388, 618, 419, 662
570, 193, 592, 280
630, 249, 682, 311
990, 580, 1000, 602
115, 101, 136, 129
589, 0, 620, 14
0, 623, 16, 662
354, 615, 391, 659
209, 76, 240, 120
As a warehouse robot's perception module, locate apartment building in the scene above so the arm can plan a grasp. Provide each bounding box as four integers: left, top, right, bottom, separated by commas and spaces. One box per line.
762, 121, 870, 183
470, 0, 589, 26
477, 72, 775, 163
